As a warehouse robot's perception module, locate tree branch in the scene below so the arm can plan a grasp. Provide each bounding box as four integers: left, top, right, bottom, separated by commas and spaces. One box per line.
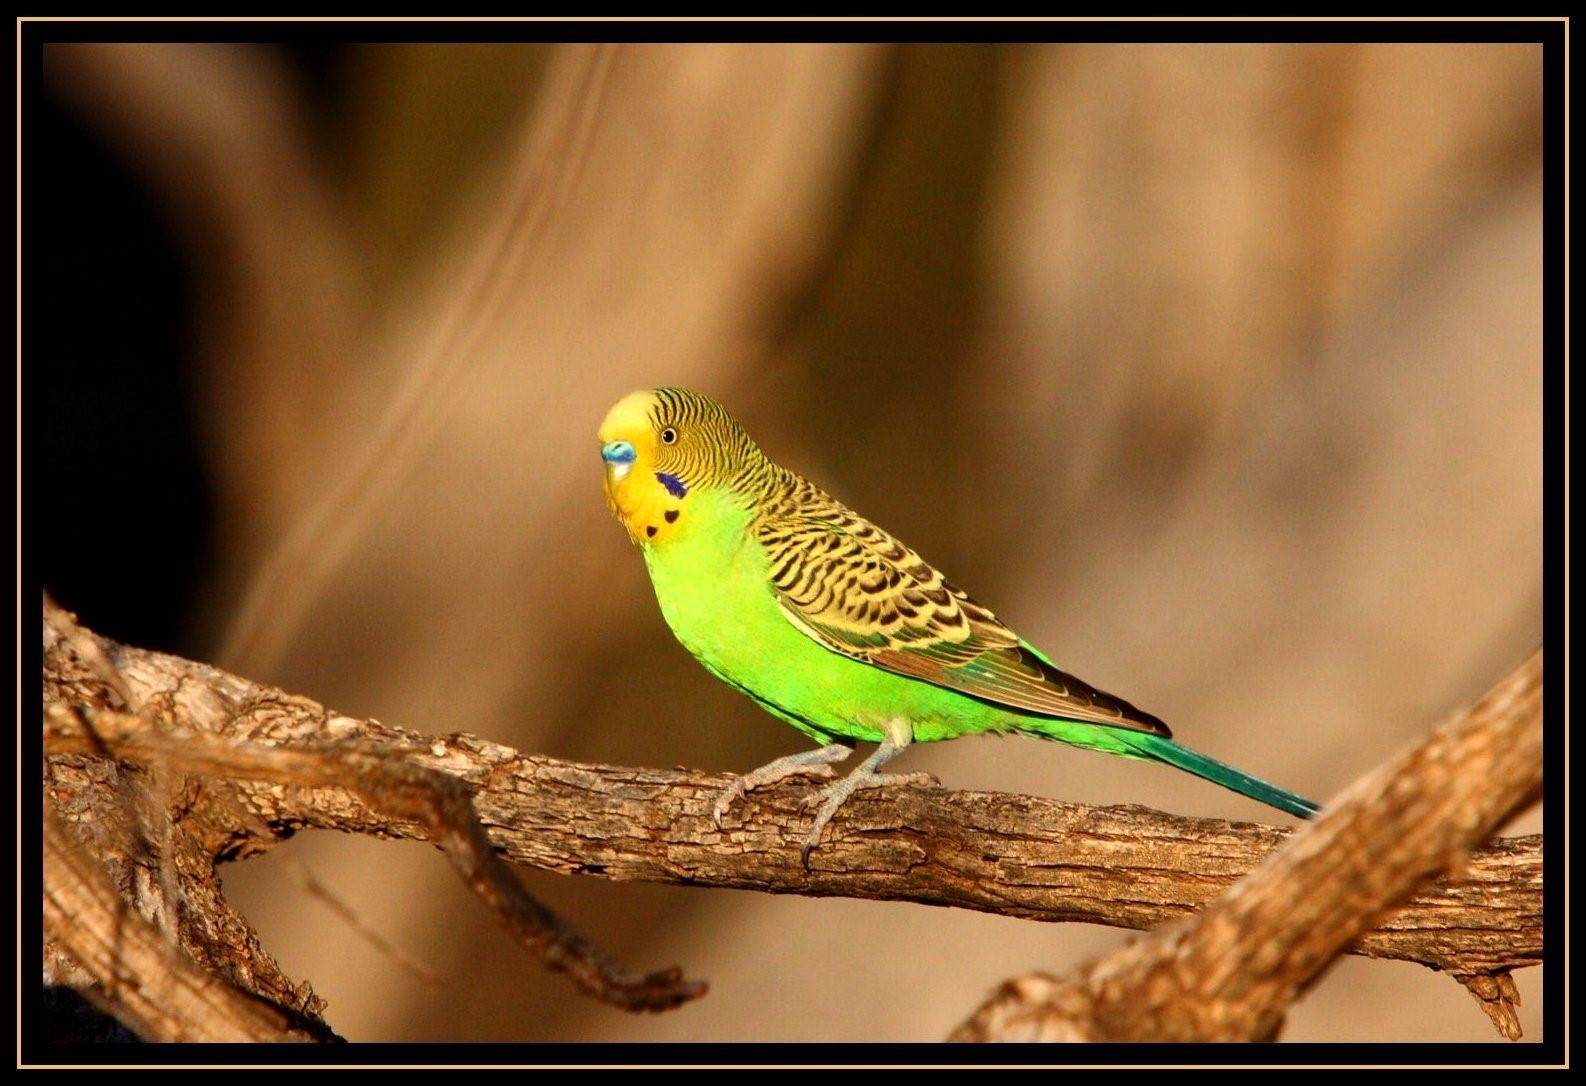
42, 600, 704, 1041
949, 649, 1543, 1042
44, 812, 319, 1042
41, 603, 1540, 1042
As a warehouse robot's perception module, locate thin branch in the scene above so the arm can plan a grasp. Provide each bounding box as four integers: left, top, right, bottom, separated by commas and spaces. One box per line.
283, 854, 444, 989
949, 649, 1542, 1042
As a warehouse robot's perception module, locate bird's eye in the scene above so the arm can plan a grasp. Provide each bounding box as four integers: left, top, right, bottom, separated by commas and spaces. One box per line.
660, 427, 678, 445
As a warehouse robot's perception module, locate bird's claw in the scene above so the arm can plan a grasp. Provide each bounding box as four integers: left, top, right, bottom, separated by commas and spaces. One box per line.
798, 770, 938, 866
709, 761, 840, 830
798, 770, 936, 812
798, 788, 831, 814
710, 784, 744, 831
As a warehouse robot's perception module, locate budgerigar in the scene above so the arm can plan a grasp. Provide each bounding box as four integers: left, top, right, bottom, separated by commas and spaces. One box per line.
599, 387, 1318, 861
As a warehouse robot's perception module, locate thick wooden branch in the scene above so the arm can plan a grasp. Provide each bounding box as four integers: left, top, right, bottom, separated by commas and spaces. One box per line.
42, 601, 704, 1041
42, 606, 1540, 1039
949, 650, 1543, 1042
44, 813, 318, 1043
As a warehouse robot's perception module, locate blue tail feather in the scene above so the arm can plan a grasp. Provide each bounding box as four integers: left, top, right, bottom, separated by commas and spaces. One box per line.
1122, 732, 1319, 819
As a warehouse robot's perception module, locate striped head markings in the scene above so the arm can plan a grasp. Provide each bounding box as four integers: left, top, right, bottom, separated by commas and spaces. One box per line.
597, 387, 766, 546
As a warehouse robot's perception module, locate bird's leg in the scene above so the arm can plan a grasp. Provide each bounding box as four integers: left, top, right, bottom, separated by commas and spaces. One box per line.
711, 742, 853, 830
800, 718, 935, 865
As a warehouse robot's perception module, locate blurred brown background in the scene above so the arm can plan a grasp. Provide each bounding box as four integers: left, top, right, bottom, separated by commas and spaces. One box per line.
34, 41, 1543, 1042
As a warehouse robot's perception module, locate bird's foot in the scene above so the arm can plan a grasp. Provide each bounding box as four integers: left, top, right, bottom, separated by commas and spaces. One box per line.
710, 743, 852, 830
800, 769, 938, 866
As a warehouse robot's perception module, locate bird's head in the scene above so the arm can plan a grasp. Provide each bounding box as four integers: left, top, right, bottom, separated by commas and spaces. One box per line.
598, 387, 761, 546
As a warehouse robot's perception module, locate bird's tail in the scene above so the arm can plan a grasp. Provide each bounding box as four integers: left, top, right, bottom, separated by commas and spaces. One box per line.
1117, 731, 1319, 819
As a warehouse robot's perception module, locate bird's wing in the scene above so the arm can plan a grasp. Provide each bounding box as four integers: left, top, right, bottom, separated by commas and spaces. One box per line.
755, 483, 1170, 736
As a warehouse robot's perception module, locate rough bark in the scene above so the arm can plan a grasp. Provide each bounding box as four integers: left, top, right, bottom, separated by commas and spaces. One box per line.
44, 813, 324, 1043
41, 600, 704, 1042
40, 603, 1541, 1042
950, 649, 1543, 1042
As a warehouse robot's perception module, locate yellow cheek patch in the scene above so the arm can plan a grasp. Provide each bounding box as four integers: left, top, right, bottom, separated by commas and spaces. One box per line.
605, 470, 686, 545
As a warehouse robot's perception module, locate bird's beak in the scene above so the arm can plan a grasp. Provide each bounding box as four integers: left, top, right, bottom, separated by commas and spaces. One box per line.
602, 439, 636, 483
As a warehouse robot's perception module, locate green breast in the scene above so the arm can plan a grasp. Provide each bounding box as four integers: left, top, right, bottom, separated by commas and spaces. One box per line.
639, 489, 1024, 746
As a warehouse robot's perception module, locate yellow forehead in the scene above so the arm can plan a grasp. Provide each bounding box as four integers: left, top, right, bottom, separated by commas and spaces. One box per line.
598, 390, 660, 442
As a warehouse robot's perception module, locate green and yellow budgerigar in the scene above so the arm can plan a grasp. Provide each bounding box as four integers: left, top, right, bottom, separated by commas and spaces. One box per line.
599, 387, 1318, 860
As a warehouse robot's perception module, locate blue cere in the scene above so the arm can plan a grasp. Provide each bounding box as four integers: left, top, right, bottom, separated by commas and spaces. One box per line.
602, 440, 637, 465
